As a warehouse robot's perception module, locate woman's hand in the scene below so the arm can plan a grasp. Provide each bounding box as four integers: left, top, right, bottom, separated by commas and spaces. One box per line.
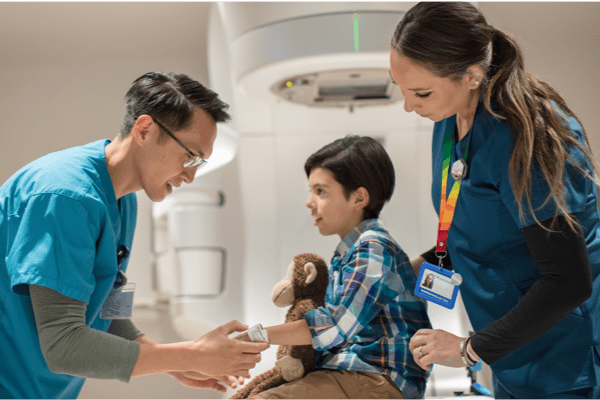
167, 371, 250, 392
409, 329, 466, 370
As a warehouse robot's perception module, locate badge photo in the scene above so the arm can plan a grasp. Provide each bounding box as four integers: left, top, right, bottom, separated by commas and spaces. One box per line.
414, 262, 462, 309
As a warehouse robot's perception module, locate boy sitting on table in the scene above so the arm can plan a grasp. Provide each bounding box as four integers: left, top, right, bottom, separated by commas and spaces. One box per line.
244, 135, 431, 399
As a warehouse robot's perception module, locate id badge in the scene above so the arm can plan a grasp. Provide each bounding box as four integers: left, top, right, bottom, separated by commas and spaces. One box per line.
100, 283, 135, 319
414, 262, 462, 309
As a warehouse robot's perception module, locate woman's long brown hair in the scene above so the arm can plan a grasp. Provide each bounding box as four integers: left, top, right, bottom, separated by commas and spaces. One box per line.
392, 2, 599, 231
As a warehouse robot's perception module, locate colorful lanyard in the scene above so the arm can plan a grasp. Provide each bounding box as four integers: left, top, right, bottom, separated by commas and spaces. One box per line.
436, 122, 469, 264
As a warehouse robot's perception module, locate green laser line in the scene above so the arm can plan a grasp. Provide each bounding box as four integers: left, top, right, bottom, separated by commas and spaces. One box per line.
353, 13, 359, 52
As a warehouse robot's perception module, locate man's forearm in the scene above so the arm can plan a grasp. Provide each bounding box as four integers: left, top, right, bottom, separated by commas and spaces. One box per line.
131, 334, 186, 377
109, 318, 144, 341
131, 340, 190, 377
132, 321, 270, 378
135, 334, 156, 344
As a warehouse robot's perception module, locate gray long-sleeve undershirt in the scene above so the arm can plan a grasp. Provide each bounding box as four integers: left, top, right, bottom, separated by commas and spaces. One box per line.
29, 284, 142, 382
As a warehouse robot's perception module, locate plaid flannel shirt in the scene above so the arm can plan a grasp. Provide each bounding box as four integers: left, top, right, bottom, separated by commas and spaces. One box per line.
304, 219, 431, 399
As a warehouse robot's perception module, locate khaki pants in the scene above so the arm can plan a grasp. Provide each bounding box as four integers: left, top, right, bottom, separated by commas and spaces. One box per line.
249, 370, 404, 399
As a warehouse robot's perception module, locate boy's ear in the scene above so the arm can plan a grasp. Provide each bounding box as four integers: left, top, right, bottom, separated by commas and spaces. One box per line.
354, 187, 370, 210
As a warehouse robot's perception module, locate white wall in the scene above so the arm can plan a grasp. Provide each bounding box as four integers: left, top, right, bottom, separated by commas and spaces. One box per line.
479, 2, 600, 157
0, 2, 212, 184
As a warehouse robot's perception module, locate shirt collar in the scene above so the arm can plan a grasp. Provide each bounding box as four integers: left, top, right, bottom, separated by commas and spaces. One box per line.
334, 218, 383, 258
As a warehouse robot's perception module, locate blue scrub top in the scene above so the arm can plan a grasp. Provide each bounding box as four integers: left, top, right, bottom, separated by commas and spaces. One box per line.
0, 140, 137, 399
431, 99, 600, 398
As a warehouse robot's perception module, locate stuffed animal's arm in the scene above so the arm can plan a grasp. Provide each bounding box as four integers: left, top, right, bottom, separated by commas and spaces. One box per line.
265, 320, 312, 345
275, 355, 305, 382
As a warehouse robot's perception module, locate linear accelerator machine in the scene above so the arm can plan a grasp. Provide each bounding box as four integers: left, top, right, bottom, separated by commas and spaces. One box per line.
149, 2, 491, 397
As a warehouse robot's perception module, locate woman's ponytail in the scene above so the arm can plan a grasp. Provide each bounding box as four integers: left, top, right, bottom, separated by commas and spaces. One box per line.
484, 28, 598, 230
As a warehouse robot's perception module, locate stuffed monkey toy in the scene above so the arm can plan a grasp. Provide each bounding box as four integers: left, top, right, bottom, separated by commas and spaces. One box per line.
232, 253, 329, 399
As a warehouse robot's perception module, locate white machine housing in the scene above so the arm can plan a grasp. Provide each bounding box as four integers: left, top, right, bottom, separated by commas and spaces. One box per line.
154, 2, 484, 396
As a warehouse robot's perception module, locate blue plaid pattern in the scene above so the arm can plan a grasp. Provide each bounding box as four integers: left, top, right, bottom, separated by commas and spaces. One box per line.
304, 219, 431, 398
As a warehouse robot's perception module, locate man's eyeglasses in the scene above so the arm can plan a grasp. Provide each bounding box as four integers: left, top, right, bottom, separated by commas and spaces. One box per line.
152, 118, 208, 169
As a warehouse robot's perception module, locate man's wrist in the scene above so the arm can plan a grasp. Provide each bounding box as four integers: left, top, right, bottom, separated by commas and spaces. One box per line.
133, 342, 181, 377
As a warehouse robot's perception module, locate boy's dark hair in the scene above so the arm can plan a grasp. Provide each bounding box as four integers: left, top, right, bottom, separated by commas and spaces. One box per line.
119, 72, 231, 141
304, 135, 395, 220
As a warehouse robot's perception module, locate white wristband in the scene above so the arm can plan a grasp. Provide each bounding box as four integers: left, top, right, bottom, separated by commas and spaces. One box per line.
247, 324, 269, 342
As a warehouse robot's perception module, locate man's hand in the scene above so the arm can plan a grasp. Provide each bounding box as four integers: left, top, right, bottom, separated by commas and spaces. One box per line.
167, 371, 250, 392
184, 320, 270, 376
131, 320, 269, 378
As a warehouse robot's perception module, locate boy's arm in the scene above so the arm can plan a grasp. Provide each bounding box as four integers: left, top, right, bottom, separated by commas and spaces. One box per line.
264, 320, 313, 345
304, 241, 404, 351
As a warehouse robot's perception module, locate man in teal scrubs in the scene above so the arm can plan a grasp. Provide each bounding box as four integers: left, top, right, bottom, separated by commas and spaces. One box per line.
0, 72, 269, 398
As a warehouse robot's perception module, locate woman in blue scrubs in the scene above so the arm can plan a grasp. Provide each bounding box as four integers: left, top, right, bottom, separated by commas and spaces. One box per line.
389, 3, 600, 398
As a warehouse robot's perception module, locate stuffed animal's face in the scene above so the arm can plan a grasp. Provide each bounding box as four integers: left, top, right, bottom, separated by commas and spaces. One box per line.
271, 253, 328, 307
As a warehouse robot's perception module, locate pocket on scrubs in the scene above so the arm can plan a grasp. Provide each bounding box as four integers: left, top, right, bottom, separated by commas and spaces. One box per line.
492, 310, 596, 398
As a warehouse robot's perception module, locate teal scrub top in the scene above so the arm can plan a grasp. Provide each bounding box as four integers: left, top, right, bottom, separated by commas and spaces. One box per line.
0, 140, 137, 399
431, 99, 600, 398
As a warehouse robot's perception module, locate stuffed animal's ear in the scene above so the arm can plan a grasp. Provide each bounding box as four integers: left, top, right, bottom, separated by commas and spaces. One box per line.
304, 262, 317, 284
